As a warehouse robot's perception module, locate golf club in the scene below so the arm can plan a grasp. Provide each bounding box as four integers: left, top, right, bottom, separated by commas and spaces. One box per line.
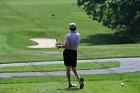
51, 13, 58, 42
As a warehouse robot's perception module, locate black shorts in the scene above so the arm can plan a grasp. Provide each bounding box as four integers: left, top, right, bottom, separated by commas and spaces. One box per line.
63, 49, 77, 67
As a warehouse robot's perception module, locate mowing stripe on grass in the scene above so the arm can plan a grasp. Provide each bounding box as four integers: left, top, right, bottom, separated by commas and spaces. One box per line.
0, 72, 140, 93
0, 62, 119, 72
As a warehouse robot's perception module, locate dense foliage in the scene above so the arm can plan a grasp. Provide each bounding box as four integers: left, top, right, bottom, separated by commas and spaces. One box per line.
77, 0, 140, 43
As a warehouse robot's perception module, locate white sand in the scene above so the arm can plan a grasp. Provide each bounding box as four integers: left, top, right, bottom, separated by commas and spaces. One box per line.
28, 38, 56, 48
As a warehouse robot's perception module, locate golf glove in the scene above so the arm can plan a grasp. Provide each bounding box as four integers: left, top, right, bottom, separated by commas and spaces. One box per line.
55, 44, 60, 49
55, 42, 62, 49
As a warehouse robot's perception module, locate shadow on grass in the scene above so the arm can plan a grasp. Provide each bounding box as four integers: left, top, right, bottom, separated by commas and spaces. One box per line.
64, 88, 81, 91
81, 34, 120, 45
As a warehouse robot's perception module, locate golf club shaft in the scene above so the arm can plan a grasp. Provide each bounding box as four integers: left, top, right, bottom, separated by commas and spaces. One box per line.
51, 14, 57, 42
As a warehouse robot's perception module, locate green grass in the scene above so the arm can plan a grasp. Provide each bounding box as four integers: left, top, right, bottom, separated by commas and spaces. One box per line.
0, 0, 140, 93
0, 72, 140, 93
0, 61, 120, 72
78, 44, 140, 59
0, 0, 140, 64
0, 44, 140, 64
1, 0, 112, 49
1, 81, 139, 93
0, 0, 118, 63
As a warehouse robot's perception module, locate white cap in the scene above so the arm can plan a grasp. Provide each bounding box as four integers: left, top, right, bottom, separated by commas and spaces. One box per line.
69, 22, 76, 28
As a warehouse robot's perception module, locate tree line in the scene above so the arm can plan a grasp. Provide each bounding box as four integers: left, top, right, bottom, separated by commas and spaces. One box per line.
77, 0, 140, 43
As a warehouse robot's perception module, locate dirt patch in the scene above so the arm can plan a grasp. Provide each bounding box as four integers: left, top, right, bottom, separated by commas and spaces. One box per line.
27, 38, 56, 48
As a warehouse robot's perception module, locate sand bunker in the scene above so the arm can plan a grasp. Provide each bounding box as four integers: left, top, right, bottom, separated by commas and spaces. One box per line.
28, 38, 56, 48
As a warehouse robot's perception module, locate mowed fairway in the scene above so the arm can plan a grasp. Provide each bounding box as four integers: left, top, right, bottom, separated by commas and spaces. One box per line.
0, 72, 140, 93
1, 0, 109, 49
0, 0, 115, 63
0, 81, 138, 93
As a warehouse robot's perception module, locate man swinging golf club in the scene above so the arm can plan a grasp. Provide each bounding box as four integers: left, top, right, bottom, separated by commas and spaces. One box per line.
55, 22, 84, 89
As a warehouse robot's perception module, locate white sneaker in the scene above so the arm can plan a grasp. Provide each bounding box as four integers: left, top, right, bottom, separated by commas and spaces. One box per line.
68, 84, 77, 89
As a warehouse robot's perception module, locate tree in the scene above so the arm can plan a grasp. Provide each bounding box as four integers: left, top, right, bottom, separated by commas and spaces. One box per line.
77, 0, 140, 43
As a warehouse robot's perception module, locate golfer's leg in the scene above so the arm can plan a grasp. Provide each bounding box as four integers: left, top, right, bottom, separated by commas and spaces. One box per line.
72, 67, 84, 89
72, 67, 80, 80
66, 66, 71, 85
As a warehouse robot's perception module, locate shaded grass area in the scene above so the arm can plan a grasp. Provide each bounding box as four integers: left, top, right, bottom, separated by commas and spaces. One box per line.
0, 62, 119, 72
81, 34, 119, 45
81, 34, 140, 45
0, 72, 139, 93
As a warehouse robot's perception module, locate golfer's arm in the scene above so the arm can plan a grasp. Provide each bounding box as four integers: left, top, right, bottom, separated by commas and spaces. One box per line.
59, 43, 69, 48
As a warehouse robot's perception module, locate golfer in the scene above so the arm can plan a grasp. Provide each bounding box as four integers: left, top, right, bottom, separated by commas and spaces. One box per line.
55, 23, 84, 89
